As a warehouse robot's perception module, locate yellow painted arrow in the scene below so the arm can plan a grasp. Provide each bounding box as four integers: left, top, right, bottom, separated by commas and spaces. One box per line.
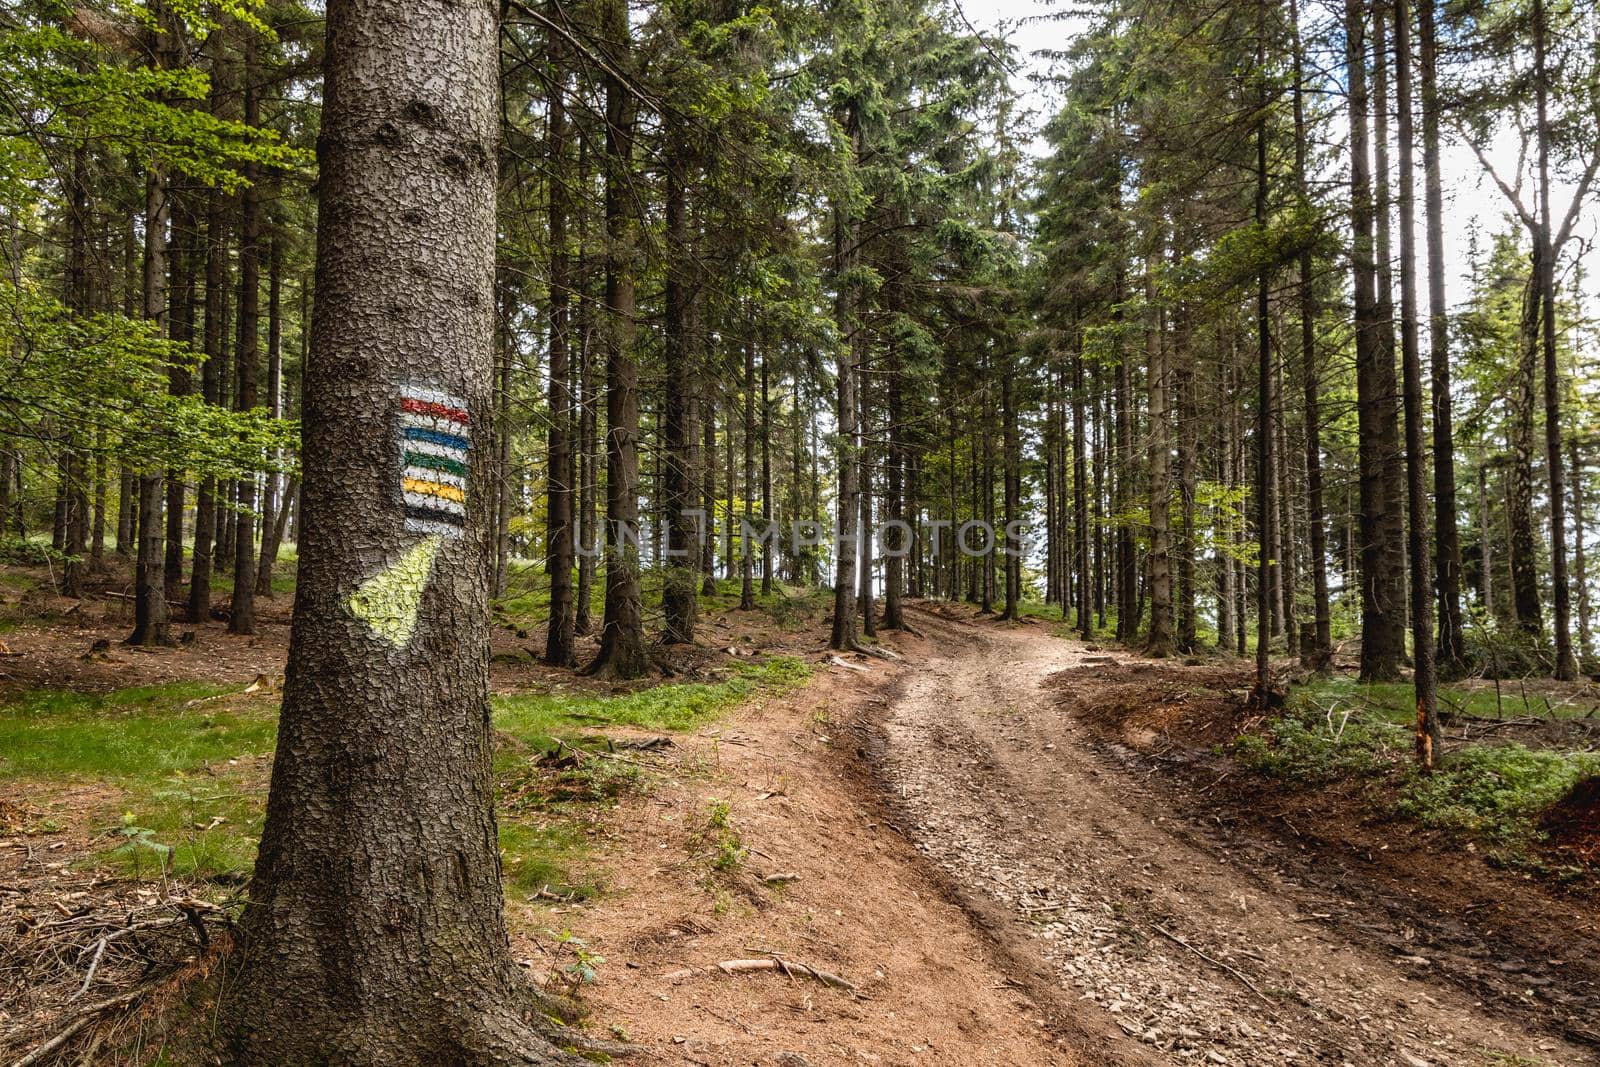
347, 535, 443, 648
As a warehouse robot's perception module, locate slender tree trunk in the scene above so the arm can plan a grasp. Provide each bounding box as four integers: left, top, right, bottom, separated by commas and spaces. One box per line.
1254, 23, 1273, 702
1074, 333, 1092, 640
741, 338, 756, 610
1533, 0, 1577, 680
1348, 0, 1406, 681
164, 182, 196, 604
575, 149, 597, 635
255, 226, 287, 596
589, 0, 648, 679
190, 155, 228, 624
1572, 440, 1592, 667
1394, 0, 1441, 766
129, 17, 174, 648
662, 111, 696, 644
1292, 0, 1332, 667
761, 353, 774, 599
829, 119, 861, 651
1146, 268, 1172, 655
545, 28, 577, 663
229, 33, 262, 635
1001, 354, 1020, 622
1417, 0, 1464, 676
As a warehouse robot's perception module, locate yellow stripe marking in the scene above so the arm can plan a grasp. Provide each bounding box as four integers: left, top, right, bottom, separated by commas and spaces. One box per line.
402, 477, 466, 504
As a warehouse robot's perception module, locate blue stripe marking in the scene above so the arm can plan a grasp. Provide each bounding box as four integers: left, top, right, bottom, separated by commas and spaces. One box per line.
403, 426, 470, 452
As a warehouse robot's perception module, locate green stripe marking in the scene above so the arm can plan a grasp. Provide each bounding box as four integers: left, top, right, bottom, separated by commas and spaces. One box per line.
406, 451, 468, 478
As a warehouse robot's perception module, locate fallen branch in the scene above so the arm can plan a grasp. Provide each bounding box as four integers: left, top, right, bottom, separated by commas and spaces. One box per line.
1150, 923, 1272, 1004
662, 956, 857, 994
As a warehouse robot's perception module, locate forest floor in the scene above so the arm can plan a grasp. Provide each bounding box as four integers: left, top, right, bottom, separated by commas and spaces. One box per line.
1, 562, 1598, 1065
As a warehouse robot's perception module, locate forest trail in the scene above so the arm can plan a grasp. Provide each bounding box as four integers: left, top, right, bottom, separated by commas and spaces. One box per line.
867, 606, 1597, 1067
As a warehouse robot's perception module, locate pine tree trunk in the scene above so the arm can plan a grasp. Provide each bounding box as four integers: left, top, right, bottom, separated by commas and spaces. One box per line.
190, 156, 228, 623
222, 3, 586, 1061
129, 20, 174, 648
229, 33, 262, 636
1572, 440, 1592, 667
1417, 0, 1465, 676
1073, 332, 1092, 640
1001, 356, 1020, 622
589, 0, 648, 679
662, 111, 697, 644
1394, 0, 1441, 766
544, 27, 578, 662
1254, 22, 1273, 702
1533, 0, 1577, 680
740, 339, 756, 611
830, 119, 861, 650
761, 353, 774, 599
1348, 0, 1406, 681
1146, 269, 1172, 655
165, 182, 196, 604
255, 227, 287, 597
1292, 0, 1332, 667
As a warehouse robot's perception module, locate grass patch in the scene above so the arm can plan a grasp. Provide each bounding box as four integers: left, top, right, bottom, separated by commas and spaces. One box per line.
499, 820, 597, 901
0, 683, 278, 782
493, 656, 810, 745
1294, 676, 1600, 722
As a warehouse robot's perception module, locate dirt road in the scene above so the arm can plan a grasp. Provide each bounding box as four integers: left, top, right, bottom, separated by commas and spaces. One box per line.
869, 605, 1596, 1067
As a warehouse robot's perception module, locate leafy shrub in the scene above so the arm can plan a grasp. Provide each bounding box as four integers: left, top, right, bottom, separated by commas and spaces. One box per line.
1231, 709, 1396, 782
1397, 744, 1600, 840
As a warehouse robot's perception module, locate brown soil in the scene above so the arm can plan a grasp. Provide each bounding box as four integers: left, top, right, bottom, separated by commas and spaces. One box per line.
1543, 777, 1600, 865
513, 641, 1095, 1066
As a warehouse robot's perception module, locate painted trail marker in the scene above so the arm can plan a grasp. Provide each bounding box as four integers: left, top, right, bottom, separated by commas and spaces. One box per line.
398, 384, 471, 538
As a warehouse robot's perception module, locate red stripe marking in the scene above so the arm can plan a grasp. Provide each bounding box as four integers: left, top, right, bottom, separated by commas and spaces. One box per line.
402, 397, 470, 424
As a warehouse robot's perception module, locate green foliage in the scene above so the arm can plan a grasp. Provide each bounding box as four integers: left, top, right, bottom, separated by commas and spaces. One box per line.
0, 681, 277, 781
493, 657, 811, 741
1396, 744, 1600, 841
1231, 706, 1396, 782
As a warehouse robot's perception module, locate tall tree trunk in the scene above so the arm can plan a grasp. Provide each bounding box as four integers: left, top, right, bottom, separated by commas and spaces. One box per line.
741, 338, 756, 611
1073, 333, 1092, 640
255, 226, 287, 596
575, 143, 597, 635
1394, 0, 1441, 766
1175, 315, 1197, 651
223, 1, 585, 1058
589, 0, 648, 679
190, 157, 228, 623
829, 116, 862, 652
229, 33, 262, 636
761, 352, 774, 599
1572, 440, 1592, 667
128, 13, 175, 648
1533, 0, 1577, 680
1417, 0, 1464, 676
1292, 0, 1332, 667
165, 182, 196, 603
1001, 352, 1021, 622
662, 111, 697, 644
545, 28, 577, 663
1146, 268, 1172, 655
1509, 276, 1545, 631
1254, 22, 1273, 703
1348, 0, 1406, 681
